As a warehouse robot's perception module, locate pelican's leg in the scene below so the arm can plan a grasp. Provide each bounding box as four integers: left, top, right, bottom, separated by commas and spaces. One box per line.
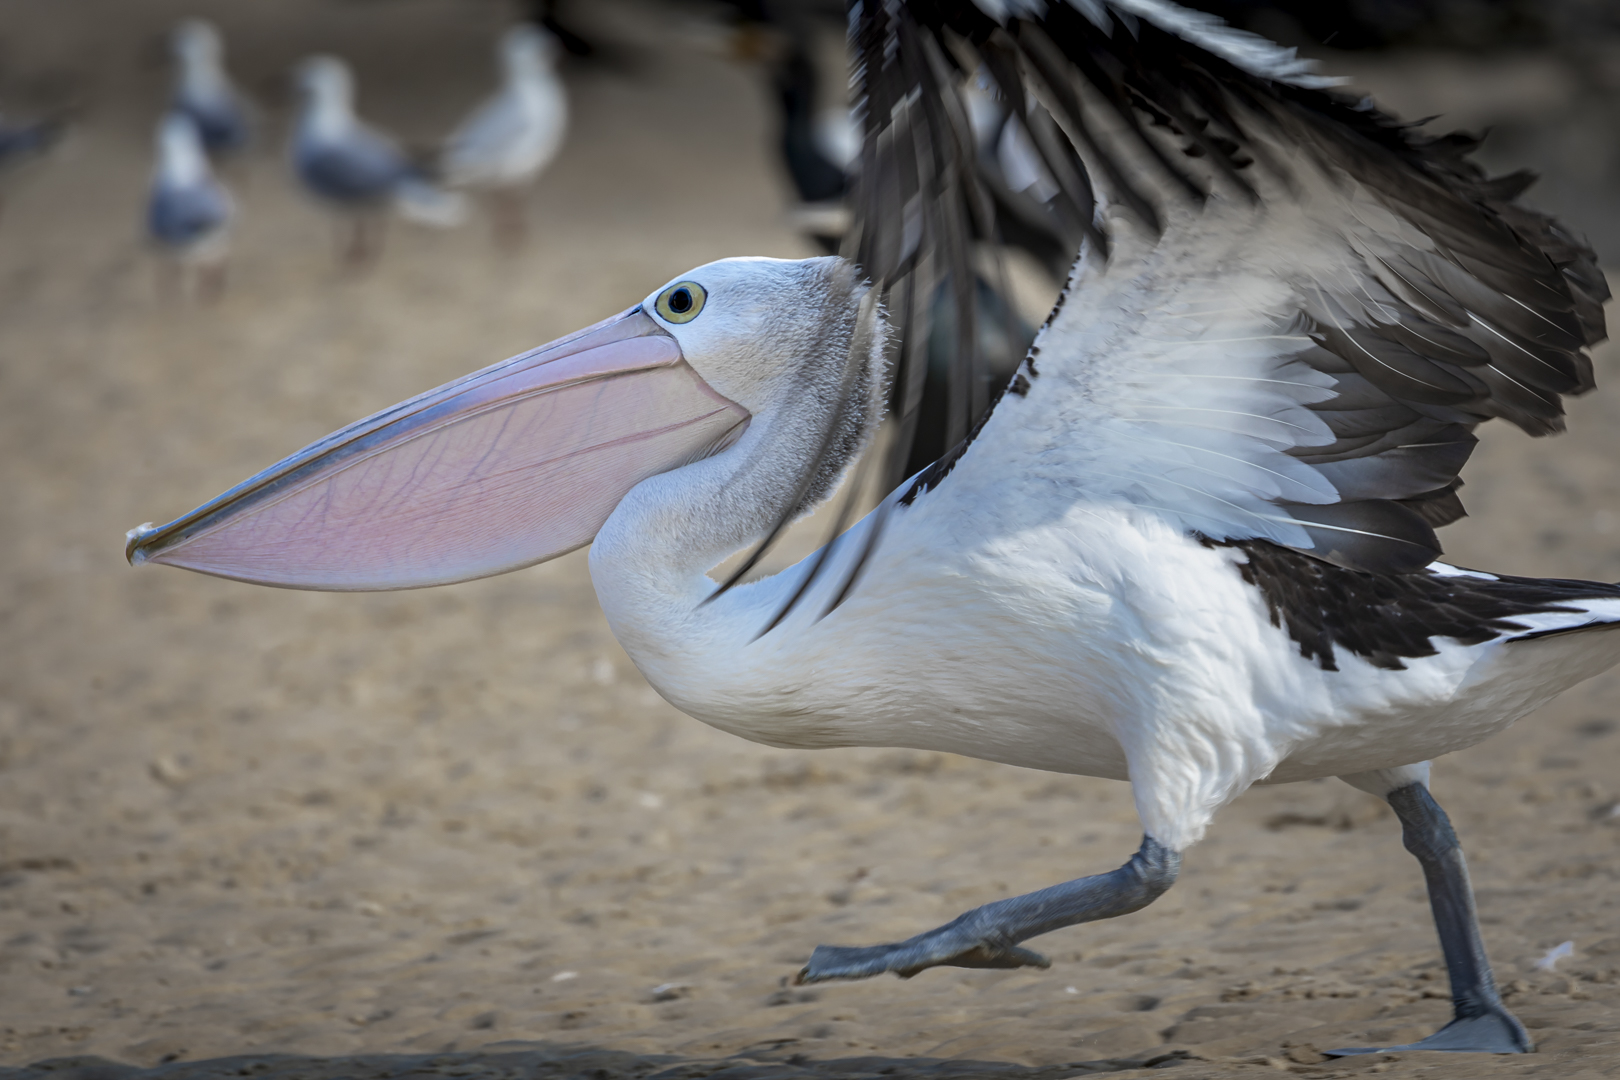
1329, 771, 1530, 1056
795, 835, 1179, 983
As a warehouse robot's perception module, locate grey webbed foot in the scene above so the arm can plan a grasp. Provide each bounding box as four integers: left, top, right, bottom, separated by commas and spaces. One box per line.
1328, 1004, 1531, 1055
797, 912, 1051, 983
795, 836, 1179, 985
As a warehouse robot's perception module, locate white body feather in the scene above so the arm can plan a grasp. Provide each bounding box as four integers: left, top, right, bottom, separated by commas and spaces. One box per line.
589, 232, 1620, 854
596, 473, 1620, 852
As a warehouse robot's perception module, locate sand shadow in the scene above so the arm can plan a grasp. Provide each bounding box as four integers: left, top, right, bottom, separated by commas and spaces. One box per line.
7, 1042, 1204, 1080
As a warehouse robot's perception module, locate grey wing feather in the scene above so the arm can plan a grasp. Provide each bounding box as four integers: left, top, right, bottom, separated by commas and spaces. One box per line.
149, 179, 231, 247
0, 117, 62, 165
297, 128, 411, 204
173, 89, 250, 154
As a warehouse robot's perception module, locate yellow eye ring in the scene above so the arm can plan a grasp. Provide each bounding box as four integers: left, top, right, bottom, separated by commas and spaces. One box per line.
655, 281, 706, 324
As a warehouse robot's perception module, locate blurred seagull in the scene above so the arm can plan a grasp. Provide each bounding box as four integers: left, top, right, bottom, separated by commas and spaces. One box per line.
0, 109, 63, 219
147, 112, 233, 301
0, 111, 61, 167
442, 25, 568, 248
291, 56, 465, 267
170, 18, 251, 156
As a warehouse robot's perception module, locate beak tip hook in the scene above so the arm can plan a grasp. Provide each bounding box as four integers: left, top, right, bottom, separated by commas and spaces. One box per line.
125, 523, 158, 566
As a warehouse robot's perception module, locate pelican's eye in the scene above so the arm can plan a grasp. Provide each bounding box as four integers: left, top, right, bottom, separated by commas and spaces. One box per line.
655, 281, 706, 324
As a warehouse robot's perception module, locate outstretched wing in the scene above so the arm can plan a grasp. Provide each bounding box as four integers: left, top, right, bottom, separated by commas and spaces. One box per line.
854, 0, 1607, 572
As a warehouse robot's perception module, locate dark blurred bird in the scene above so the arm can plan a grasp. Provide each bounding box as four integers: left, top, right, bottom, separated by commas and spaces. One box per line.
291, 56, 465, 267
773, 38, 850, 208
522, 0, 597, 59
0, 111, 59, 165
719, 3, 1045, 477
0, 108, 63, 218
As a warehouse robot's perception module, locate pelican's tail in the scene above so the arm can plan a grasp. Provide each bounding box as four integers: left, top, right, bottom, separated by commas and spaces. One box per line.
393, 177, 467, 227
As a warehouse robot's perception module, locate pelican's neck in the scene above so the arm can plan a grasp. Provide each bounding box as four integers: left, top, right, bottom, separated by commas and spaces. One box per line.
588, 387, 863, 680
587, 259, 885, 695
591, 405, 795, 597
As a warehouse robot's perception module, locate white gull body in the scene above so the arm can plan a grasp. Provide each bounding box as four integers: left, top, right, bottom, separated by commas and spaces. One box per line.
442, 26, 568, 191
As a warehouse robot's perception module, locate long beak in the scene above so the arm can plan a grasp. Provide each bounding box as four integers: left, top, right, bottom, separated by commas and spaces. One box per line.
126, 307, 749, 590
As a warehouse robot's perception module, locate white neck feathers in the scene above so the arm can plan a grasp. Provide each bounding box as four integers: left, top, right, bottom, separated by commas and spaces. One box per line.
588, 261, 887, 666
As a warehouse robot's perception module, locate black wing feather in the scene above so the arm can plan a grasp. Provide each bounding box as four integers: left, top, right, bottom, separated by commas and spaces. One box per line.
730, 0, 1606, 623
843, 0, 1605, 575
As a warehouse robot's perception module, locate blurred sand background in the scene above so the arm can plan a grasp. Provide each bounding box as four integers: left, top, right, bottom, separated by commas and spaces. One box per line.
1, 2, 1618, 1078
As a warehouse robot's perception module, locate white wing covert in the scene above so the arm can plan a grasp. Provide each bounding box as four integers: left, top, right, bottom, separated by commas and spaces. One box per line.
855, 0, 1608, 573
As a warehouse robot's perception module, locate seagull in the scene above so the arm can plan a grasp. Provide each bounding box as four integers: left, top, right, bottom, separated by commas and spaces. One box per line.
0, 109, 63, 219
441, 25, 569, 249
170, 19, 251, 157
146, 112, 234, 300
0, 111, 61, 168
771, 32, 854, 240
129, 0, 1615, 1060
291, 56, 465, 267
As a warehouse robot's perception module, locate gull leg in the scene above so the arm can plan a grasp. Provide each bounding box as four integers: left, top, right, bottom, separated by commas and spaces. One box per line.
338, 218, 361, 267
796, 835, 1178, 983
491, 189, 527, 252
341, 214, 384, 270
153, 256, 181, 304
198, 255, 228, 304
1329, 781, 1530, 1055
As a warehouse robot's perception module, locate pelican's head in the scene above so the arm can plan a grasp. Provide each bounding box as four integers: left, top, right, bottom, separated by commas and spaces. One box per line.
500, 24, 560, 80
125, 256, 887, 591
642, 257, 876, 422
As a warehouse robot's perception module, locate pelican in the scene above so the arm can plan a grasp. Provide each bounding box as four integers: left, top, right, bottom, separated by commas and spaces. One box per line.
129, 0, 1616, 1059
170, 19, 252, 156
146, 112, 234, 300
291, 56, 465, 266
441, 25, 569, 249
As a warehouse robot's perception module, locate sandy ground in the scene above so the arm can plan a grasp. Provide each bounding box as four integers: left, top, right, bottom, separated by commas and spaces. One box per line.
1, 2, 1618, 1078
